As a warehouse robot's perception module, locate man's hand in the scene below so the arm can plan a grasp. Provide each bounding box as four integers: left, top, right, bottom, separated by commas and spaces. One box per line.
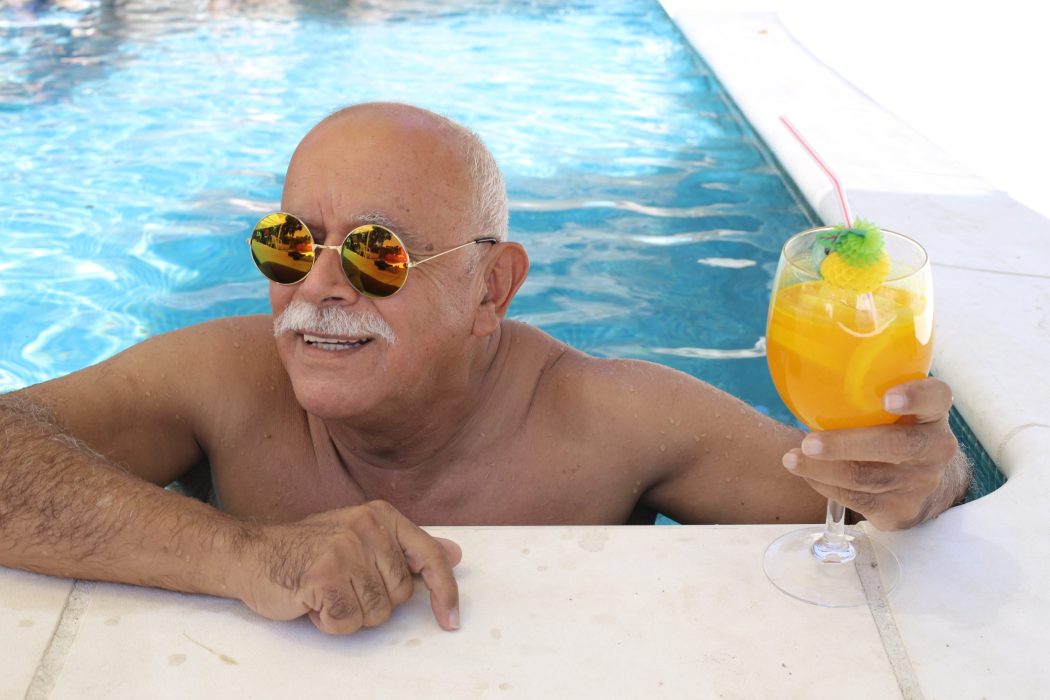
781, 378, 969, 530
236, 501, 462, 635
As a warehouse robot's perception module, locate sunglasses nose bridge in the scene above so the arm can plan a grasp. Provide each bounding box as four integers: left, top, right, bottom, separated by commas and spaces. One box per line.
297, 244, 364, 301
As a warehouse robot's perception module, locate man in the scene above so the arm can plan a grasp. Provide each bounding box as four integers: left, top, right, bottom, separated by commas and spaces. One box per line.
0, 102, 967, 636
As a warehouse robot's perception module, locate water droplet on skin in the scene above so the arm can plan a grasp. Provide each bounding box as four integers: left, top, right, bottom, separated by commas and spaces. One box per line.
693, 435, 700, 442
659, 445, 666, 452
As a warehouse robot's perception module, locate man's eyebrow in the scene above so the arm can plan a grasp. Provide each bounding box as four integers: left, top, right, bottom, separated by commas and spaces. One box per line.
352, 210, 429, 250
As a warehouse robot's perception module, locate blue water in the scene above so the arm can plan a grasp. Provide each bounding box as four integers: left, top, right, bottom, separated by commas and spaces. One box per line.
1, 0, 811, 420
1, 0, 1000, 499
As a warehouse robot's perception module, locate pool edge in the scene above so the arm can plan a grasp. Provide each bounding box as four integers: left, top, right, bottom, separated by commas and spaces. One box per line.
660, 2, 1050, 697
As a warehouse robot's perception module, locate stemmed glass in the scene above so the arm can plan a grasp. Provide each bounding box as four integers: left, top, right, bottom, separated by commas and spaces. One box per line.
763, 225, 934, 606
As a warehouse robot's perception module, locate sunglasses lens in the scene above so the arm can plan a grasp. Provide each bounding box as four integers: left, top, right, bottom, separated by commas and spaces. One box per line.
249, 212, 314, 284
341, 225, 409, 297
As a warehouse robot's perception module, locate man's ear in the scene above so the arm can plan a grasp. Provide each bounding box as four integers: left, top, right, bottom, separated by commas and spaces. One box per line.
472, 242, 530, 337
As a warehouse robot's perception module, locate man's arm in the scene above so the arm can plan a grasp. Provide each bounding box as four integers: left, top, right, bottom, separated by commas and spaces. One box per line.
575, 359, 966, 528
0, 393, 244, 592
0, 398, 460, 632
0, 319, 460, 633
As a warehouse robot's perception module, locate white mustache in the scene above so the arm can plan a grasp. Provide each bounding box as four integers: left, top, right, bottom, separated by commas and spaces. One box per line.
273, 300, 397, 345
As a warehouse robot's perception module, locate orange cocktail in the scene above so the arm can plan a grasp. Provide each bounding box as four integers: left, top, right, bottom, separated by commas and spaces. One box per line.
767, 280, 933, 430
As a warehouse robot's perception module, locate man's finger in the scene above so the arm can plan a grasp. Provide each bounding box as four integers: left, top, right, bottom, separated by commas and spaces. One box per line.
374, 503, 460, 631
351, 564, 394, 628
354, 512, 414, 607
883, 378, 953, 424
796, 479, 889, 524
783, 449, 902, 493
436, 537, 463, 567
309, 584, 364, 635
801, 422, 947, 464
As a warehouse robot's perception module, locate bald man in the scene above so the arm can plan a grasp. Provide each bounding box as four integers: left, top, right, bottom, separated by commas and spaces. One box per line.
0, 103, 968, 635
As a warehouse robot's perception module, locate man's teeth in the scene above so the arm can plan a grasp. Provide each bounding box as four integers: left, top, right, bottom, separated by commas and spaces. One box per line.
302, 334, 371, 350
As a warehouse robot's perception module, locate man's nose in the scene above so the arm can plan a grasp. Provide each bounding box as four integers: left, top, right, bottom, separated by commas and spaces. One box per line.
297, 247, 362, 305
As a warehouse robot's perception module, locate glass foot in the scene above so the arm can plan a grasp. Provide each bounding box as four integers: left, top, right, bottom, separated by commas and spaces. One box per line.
763, 525, 900, 607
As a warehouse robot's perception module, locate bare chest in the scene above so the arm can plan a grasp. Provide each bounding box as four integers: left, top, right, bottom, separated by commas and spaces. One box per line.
207, 421, 645, 526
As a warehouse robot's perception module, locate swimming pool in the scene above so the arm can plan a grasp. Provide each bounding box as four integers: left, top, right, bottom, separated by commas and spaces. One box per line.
0, 0, 1000, 499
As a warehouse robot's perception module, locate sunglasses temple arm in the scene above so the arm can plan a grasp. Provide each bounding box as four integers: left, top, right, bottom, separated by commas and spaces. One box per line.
408, 239, 485, 268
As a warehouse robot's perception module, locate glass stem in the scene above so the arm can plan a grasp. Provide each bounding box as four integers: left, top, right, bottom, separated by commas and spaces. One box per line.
811, 499, 856, 563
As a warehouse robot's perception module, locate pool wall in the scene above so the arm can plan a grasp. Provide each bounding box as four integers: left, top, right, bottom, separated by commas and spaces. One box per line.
660, 1, 1050, 696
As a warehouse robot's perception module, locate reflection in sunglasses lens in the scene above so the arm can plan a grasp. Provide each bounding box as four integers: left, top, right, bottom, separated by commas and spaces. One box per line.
250, 212, 314, 284
341, 226, 409, 297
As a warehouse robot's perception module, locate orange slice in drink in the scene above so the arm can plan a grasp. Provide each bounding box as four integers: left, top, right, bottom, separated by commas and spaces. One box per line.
842, 291, 926, 419
767, 282, 841, 371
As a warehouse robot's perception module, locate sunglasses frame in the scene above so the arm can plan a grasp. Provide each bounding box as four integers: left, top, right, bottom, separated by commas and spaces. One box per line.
248, 212, 499, 298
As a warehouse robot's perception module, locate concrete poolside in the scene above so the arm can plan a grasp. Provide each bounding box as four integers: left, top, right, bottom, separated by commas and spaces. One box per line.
4, 2, 1050, 698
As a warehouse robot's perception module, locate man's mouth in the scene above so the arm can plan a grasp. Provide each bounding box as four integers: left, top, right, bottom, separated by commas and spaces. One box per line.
301, 333, 373, 351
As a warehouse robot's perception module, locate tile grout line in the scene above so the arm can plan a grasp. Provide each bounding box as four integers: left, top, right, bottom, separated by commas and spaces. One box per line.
23, 580, 94, 700
856, 536, 925, 700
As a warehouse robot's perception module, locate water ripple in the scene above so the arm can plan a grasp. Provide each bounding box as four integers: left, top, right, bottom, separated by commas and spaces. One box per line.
649, 337, 767, 360
0, 0, 811, 408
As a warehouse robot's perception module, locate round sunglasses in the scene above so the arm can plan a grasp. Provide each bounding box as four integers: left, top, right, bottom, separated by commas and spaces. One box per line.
248, 212, 498, 298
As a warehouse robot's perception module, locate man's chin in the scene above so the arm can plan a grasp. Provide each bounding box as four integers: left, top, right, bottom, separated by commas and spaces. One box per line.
290, 383, 375, 420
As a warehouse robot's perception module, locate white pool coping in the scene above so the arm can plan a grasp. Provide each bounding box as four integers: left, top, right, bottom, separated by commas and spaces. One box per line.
660, 0, 1050, 696
3, 3, 1049, 698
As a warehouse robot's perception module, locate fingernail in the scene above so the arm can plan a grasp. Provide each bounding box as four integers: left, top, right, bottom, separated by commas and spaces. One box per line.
782, 453, 799, 471
884, 392, 907, 412
801, 436, 823, 456
448, 607, 460, 630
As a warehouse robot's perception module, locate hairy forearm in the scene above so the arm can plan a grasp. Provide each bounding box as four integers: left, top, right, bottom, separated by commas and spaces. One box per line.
915, 447, 972, 526
0, 397, 253, 596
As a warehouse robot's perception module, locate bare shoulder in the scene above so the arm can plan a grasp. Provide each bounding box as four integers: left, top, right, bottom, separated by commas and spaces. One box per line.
21, 314, 282, 405
542, 347, 735, 429
533, 336, 784, 467
10, 314, 288, 484
517, 325, 713, 445
531, 340, 812, 523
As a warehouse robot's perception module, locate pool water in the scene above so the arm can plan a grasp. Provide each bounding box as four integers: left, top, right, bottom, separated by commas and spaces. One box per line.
0, 0, 1000, 500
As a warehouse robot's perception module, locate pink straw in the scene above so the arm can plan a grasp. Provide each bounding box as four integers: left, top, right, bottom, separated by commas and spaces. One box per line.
779, 115, 853, 227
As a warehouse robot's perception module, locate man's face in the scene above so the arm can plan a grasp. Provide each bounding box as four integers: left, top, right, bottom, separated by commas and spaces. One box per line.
269, 108, 482, 420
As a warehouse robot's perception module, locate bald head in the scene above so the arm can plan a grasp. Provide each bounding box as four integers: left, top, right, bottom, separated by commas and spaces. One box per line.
292, 102, 508, 243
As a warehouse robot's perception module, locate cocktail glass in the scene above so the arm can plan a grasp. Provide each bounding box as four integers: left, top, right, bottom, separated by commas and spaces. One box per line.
763, 225, 933, 606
